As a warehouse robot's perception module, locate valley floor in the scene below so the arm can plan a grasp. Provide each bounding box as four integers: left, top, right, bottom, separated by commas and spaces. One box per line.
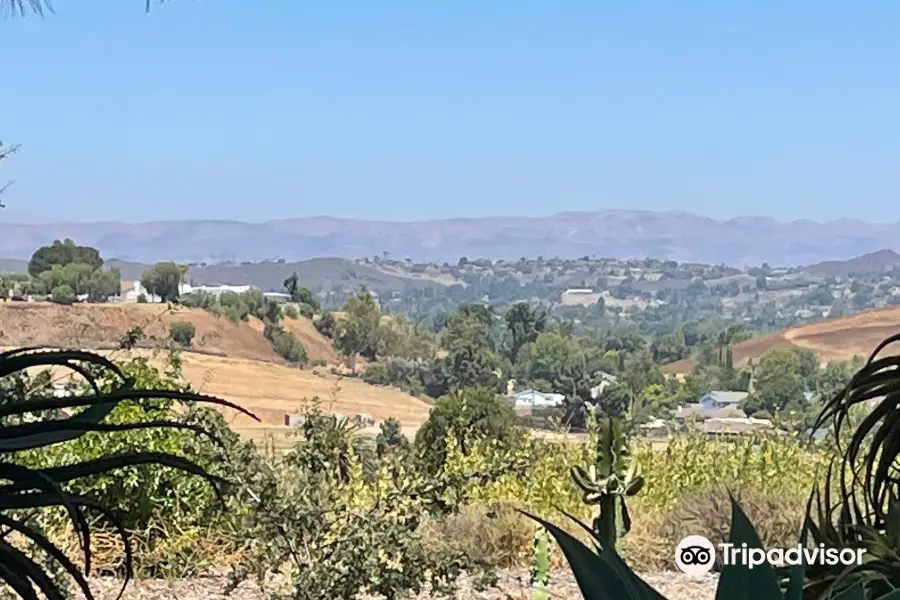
84, 569, 717, 600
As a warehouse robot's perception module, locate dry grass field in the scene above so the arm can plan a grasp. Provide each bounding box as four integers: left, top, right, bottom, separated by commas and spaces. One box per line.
662, 305, 900, 374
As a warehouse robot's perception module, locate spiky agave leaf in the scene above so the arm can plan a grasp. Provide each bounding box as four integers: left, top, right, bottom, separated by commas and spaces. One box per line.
0, 347, 258, 600
803, 333, 900, 598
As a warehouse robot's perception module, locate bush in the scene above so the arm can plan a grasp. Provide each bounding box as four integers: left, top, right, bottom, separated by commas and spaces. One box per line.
362, 362, 389, 385
418, 503, 533, 569
297, 302, 315, 318
282, 304, 299, 319
315, 309, 336, 338
137, 292, 148, 303
415, 387, 523, 475
169, 320, 196, 346
264, 323, 308, 365
50, 284, 76, 304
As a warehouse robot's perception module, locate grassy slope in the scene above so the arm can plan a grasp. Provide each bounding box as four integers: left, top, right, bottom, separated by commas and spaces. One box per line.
662, 305, 900, 374
0, 302, 433, 434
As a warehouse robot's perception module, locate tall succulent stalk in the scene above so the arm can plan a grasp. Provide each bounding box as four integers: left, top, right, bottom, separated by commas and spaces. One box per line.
530, 527, 551, 600
569, 409, 644, 549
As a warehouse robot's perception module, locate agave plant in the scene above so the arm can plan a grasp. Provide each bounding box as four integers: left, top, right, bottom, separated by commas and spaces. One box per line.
792, 333, 900, 599
0, 347, 256, 599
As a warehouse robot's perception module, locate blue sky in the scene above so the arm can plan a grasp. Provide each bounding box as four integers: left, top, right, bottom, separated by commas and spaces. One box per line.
1, 1, 898, 223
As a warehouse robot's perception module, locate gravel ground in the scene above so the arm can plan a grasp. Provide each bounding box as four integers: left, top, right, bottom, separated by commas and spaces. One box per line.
84, 569, 718, 600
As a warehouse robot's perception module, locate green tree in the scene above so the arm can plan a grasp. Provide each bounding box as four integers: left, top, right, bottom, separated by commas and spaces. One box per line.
85, 267, 122, 301
140, 262, 188, 302
28, 238, 103, 277
49, 284, 76, 305
333, 288, 382, 362
375, 417, 409, 457
504, 302, 547, 361
414, 387, 521, 475
743, 348, 805, 415
169, 320, 196, 346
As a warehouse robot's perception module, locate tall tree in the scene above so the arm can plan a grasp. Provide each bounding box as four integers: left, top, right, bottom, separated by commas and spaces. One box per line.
504, 302, 547, 361
28, 239, 103, 277
333, 288, 382, 362
140, 262, 188, 303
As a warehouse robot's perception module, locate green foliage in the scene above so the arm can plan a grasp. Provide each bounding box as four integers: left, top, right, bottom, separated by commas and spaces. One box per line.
505, 302, 547, 361
264, 322, 308, 365
333, 288, 383, 361
28, 238, 103, 278
744, 348, 806, 415
169, 320, 196, 346
227, 408, 494, 600
415, 387, 523, 475
315, 309, 336, 338
283, 272, 321, 310
140, 261, 188, 302
375, 416, 409, 457
0, 347, 256, 597
282, 303, 300, 319
49, 283, 76, 304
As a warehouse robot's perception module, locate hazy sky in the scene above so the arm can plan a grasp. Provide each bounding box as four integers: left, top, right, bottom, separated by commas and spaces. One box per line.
1, 1, 898, 223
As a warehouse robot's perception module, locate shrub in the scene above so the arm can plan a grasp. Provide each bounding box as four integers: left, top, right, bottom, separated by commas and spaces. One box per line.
282, 303, 299, 319
362, 362, 389, 385
264, 323, 308, 365
418, 503, 533, 569
137, 292, 148, 303
297, 302, 315, 318
415, 387, 524, 476
375, 416, 409, 457
50, 283, 76, 304
169, 320, 196, 346
315, 309, 336, 338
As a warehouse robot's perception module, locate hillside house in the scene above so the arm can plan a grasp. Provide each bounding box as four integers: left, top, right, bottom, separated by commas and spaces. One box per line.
263, 292, 291, 303
119, 281, 194, 303
697, 391, 747, 411
191, 284, 255, 296
513, 389, 565, 408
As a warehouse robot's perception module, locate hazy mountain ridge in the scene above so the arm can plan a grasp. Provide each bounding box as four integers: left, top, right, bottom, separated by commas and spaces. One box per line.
1, 210, 899, 266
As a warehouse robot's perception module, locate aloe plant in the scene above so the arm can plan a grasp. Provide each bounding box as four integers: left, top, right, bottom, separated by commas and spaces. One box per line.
0, 347, 256, 599
530, 527, 551, 600
526, 496, 900, 600
570, 413, 644, 549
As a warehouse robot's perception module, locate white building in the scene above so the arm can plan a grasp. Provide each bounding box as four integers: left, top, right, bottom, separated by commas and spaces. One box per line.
513, 389, 566, 408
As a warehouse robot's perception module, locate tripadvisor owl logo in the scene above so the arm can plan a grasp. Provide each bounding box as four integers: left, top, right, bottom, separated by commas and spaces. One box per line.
675, 535, 867, 577
675, 535, 716, 576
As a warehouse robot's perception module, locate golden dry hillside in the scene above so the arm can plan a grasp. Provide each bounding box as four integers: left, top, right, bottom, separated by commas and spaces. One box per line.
662, 305, 900, 374
0, 301, 433, 435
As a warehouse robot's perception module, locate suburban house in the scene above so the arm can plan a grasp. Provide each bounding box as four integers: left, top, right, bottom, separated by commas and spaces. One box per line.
697, 391, 748, 410
675, 390, 748, 421
190, 284, 255, 296
513, 389, 566, 408
119, 280, 195, 303
263, 292, 292, 303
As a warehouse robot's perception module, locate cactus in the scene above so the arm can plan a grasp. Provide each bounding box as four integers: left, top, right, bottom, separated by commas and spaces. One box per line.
530, 527, 551, 600
569, 411, 644, 550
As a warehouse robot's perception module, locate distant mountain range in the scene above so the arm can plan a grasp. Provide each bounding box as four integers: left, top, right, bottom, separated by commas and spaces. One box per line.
2, 210, 900, 266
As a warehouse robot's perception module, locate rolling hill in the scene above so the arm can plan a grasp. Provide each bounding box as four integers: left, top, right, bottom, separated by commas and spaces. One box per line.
662, 305, 900, 374
0, 302, 432, 432
0, 256, 451, 293
3, 210, 900, 266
